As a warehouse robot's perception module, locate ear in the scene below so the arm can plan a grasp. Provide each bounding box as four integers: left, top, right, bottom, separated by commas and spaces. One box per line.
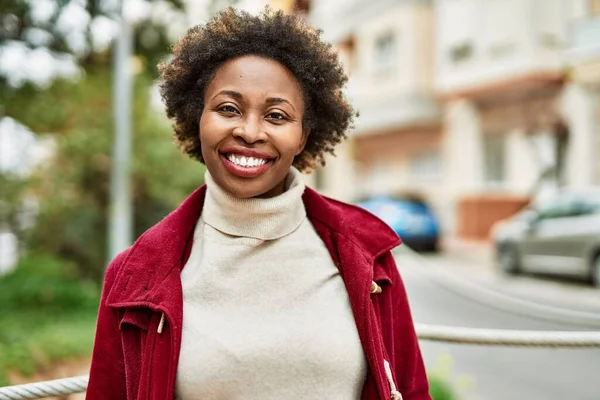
296, 129, 309, 156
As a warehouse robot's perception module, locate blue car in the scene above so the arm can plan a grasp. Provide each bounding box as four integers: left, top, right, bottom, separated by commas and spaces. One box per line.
356, 196, 440, 252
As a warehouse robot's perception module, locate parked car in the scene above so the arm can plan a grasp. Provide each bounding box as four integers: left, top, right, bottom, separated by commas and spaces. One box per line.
356, 195, 440, 252
491, 188, 600, 287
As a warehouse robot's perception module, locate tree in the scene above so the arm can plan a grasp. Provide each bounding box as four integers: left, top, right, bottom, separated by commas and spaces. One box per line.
0, 0, 203, 281
0, 0, 187, 88
13, 68, 203, 281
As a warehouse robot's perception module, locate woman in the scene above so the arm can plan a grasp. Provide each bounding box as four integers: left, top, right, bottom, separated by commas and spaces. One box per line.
87, 7, 430, 400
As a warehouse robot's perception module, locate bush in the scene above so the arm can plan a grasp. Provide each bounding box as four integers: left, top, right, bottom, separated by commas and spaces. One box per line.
17, 70, 202, 283
0, 253, 99, 312
0, 253, 100, 385
429, 375, 457, 400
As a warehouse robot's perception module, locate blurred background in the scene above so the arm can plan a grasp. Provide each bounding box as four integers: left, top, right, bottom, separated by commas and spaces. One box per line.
1, 0, 600, 399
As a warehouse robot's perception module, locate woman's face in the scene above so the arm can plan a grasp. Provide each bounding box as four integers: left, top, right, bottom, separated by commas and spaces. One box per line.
200, 55, 307, 199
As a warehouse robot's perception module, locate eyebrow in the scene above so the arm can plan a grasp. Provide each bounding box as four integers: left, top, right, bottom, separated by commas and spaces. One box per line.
212, 90, 243, 101
265, 97, 295, 111
212, 90, 296, 111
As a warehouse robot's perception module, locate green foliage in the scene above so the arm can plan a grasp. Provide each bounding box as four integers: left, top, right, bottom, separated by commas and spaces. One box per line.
1, 0, 201, 282
11, 69, 203, 282
429, 375, 457, 400
0, 173, 31, 245
0, 253, 100, 385
0, 0, 185, 89
0, 253, 99, 312
0, 0, 200, 385
428, 352, 475, 400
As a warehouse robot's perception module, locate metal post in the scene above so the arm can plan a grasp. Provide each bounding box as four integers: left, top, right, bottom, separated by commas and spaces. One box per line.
108, 0, 134, 261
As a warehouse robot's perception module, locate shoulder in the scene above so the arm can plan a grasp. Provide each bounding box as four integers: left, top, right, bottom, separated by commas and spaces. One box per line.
303, 187, 401, 257
101, 248, 132, 293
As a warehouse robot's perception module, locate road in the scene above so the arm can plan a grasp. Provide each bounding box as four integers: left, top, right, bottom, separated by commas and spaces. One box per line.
397, 249, 600, 400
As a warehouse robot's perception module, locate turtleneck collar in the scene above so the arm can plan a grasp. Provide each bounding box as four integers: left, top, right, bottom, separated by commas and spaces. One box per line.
202, 167, 307, 240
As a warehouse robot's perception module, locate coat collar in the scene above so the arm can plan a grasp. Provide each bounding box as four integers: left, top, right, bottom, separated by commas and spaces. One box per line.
302, 187, 401, 260
106, 185, 401, 307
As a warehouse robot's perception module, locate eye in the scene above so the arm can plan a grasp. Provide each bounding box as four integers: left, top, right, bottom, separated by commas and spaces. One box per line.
265, 111, 287, 121
218, 105, 239, 114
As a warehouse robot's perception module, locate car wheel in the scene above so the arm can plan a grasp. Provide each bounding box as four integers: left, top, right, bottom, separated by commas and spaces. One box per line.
592, 256, 600, 288
427, 239, 439, 253
498, 245, 520, 275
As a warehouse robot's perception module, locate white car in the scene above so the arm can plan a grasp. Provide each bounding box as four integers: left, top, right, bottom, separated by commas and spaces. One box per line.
492, 188, 600, 287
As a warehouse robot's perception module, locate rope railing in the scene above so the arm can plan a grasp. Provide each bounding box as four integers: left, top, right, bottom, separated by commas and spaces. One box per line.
416, 324, 600, 347
2, 324, 600, 399
0, 375, 88, 400
3, 247, 600, 398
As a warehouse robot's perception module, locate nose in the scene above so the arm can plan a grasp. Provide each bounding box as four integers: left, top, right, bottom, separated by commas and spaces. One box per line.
232, 114, 267, 143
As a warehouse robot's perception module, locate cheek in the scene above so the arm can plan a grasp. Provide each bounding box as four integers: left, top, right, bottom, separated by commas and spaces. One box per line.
198, 120, 207, 153
199, 114, 217, 148
276, 128, 305, 158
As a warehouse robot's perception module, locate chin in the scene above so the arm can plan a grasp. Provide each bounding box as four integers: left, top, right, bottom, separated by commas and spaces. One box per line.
221, 178, 275, 199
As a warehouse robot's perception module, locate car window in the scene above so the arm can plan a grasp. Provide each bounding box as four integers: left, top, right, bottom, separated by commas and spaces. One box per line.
537, 195, 579, 220
572, 197, 600, 216
536, 192, 600, 220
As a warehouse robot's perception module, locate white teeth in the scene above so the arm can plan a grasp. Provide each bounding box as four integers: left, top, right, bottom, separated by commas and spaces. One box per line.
226, 154, 268, 168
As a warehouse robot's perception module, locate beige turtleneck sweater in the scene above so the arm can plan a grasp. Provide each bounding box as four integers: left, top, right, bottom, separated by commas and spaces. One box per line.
175, 167, 367, 400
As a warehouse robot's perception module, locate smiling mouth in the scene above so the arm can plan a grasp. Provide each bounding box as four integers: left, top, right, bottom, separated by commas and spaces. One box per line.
221, 153, 274, 168
219, 152, 275, 178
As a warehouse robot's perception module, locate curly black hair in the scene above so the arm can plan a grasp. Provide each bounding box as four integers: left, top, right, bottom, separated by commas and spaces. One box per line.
158, 6, 356, 171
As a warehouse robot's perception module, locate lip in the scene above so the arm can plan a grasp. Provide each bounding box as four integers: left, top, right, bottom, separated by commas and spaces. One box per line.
220, 153, 274, 178
219, 146, 276, 160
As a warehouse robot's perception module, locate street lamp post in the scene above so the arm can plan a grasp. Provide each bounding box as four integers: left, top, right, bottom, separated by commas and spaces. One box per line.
108, 0, 134, 261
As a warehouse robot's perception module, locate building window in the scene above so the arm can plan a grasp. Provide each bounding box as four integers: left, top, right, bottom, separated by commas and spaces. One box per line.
375, 32, 396, 74
449, 42, 473, 63
409, 150, 442, 183
483, 134, 506, 186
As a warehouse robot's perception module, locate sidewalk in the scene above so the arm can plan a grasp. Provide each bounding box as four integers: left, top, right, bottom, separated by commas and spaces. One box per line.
440, 237, 495, 269
433, 237, 600, 316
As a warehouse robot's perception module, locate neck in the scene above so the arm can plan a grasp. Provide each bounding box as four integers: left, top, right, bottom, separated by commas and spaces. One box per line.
256, 179, 286, 199
202, 167, 307, 240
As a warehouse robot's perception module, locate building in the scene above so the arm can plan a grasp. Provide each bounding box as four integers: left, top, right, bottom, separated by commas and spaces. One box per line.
435, 0, 600, 239
309, 0, 441, 204
312, 0, 600, 241
186, 0, 309, 23
565, 0, 600, 185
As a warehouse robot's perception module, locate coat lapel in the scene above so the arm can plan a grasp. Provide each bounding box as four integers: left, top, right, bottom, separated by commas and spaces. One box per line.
334, 231, 390, 399
304, 187, 401, 399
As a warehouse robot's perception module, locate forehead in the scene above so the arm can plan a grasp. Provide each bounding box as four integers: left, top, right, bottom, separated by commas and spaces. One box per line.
207, 55, 303, 102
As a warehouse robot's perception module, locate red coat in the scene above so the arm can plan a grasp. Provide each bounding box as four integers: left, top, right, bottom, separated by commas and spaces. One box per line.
86, 186, 431, 400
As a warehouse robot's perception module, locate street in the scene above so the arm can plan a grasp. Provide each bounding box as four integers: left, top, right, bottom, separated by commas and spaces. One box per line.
396, 247, 600, 400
